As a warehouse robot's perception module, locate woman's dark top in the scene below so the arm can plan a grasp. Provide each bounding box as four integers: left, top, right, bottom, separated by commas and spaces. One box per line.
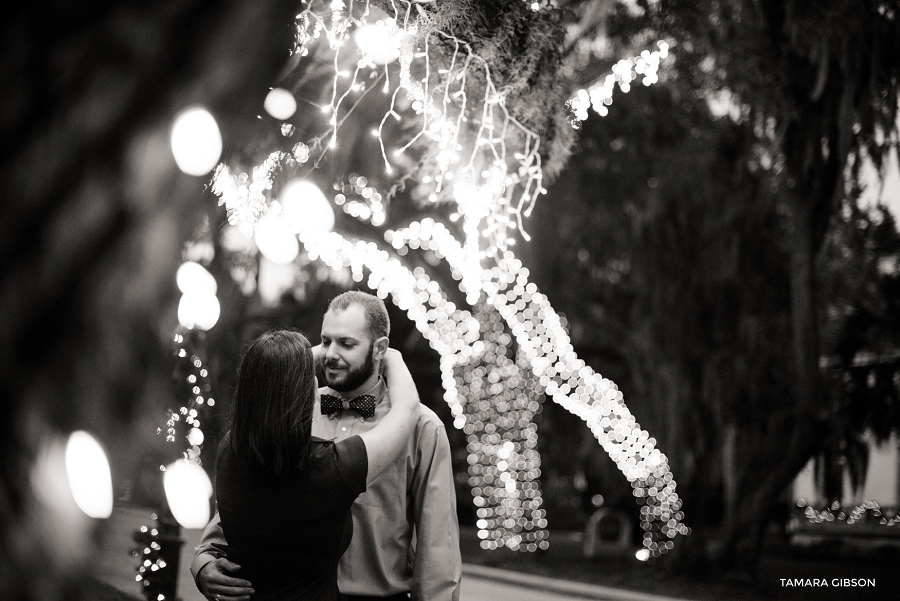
215, 435, 368, 601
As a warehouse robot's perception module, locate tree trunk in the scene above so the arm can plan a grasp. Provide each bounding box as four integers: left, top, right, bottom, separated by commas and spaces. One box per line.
713, 113, 847, 572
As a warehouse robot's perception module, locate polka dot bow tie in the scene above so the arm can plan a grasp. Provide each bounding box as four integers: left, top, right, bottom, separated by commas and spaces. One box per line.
320, 394, 378, 419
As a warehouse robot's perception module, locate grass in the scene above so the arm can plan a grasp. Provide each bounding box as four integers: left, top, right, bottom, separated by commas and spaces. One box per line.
458, 527, 900, 600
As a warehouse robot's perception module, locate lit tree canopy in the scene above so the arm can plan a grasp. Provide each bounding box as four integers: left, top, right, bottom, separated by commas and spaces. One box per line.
208, 0, 689, 556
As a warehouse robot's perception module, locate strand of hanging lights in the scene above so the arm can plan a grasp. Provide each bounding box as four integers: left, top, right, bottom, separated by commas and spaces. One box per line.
133, 333, 217, 598
216, 0, 548, 258
209, 0, 689, 556
795, 499, 900, 527
133, 254, 220, 599
568, 40, 670, 127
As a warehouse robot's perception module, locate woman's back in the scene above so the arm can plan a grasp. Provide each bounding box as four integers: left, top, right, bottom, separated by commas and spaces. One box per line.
207, 328, 419, 601
215, 435, 368, 601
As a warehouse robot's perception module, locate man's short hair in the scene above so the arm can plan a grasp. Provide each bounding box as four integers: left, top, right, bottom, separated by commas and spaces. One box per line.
328, 290, 390, 341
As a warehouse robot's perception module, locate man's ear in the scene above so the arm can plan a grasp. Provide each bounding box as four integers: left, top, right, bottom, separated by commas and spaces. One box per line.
372, 336, 389, 361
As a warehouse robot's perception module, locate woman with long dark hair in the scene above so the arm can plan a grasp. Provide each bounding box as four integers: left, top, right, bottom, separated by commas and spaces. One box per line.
214, 329, 419, 601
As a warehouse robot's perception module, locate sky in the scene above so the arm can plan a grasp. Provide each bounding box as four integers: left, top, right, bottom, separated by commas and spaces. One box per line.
859, 146, 900, 223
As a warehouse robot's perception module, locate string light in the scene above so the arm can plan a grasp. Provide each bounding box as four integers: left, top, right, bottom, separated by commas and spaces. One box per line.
332, 174, 386, 226
163, 459, 213, 529
132, 514, 172, 597
213, 0, 546, 257
264, 88, 298, 120
134, 327, 218, 594
794, 499, 900, 528
568, 41, 670, 127
170, 106, 223, 176
212, 150, 308, 237
160, 335, 215, 457
284, 222, 689, 554
65, 431, 113, 519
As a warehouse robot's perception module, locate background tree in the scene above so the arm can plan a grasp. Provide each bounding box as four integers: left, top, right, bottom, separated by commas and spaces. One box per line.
525, 0, 900, 574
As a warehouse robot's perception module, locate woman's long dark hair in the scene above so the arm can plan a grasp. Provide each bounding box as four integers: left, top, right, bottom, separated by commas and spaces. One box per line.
228, 330, 316, 477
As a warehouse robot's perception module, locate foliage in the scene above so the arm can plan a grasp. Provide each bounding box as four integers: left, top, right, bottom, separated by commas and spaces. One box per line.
609, 0, 900, 245
372, 0, 577, 182
817, 202, 900, 497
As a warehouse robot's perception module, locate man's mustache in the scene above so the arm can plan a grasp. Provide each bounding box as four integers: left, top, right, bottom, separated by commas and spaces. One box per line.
323, 358, 346, 369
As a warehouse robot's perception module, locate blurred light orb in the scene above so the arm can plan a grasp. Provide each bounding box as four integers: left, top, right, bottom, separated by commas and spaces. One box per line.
170, 106, 222, 176
177, 289, 221, 330
183, 240, 215, 264
354, 23, 400, 65
163, 460, 212, 529
255, 215, 300, 264
258, 258, 298, 306
221, 224, 258, 253
264, 88, 297, 120
187, 427, 205, 446
635, 548, 650, 561
281, 179, 335, 234
176, 261, 217, 295
65, 431, 113, 519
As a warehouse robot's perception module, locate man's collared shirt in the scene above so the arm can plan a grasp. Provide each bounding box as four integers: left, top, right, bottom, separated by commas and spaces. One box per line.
191, 378, 462, 601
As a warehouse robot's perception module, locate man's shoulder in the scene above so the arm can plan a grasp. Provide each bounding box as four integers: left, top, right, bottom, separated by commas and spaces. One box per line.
380, 390, 446, 431
416, 403, 446, 430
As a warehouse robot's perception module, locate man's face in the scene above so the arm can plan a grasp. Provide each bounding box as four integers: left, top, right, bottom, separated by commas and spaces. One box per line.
320, 304, 377, 392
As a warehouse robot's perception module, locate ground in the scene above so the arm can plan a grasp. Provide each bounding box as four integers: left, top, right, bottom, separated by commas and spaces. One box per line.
458, 526, 900, 601
94, 508, 900, 601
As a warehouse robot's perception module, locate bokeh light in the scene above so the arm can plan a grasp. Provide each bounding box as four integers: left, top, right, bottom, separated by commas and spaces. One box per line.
255, 214, 300, 264
264, 88, 297, 120
569, 41, 670, 124
176, 261, 217, 295
354, 21, 400, 65
162, 460, 212, 529
187, 427, 205, 446
65, 431, 113, 519
177, 289, 221, 331
170, 106, 222, 176
288, 222, 689, 553
281, 179, 335, 234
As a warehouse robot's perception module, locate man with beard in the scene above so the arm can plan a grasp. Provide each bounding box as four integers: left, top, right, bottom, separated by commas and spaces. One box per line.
191, 291, 462, 601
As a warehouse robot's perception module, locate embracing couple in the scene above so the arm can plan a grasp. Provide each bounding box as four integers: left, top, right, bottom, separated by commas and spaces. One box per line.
190, 291, 462, 601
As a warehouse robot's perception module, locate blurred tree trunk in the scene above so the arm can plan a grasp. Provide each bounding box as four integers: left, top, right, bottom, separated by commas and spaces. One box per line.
0, 2, 294, 599
711, 0, 879, 569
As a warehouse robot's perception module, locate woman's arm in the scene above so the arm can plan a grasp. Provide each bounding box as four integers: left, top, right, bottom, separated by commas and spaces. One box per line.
358, 348, 420, 484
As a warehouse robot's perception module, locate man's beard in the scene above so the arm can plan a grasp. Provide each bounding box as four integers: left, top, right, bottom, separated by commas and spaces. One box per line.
324, 343, 375, 392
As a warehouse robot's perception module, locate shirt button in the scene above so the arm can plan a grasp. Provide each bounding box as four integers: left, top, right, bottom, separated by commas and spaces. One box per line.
341, 427, 347, 432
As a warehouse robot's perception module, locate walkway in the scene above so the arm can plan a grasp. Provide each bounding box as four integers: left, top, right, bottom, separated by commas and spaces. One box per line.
97, 507, 690, 601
